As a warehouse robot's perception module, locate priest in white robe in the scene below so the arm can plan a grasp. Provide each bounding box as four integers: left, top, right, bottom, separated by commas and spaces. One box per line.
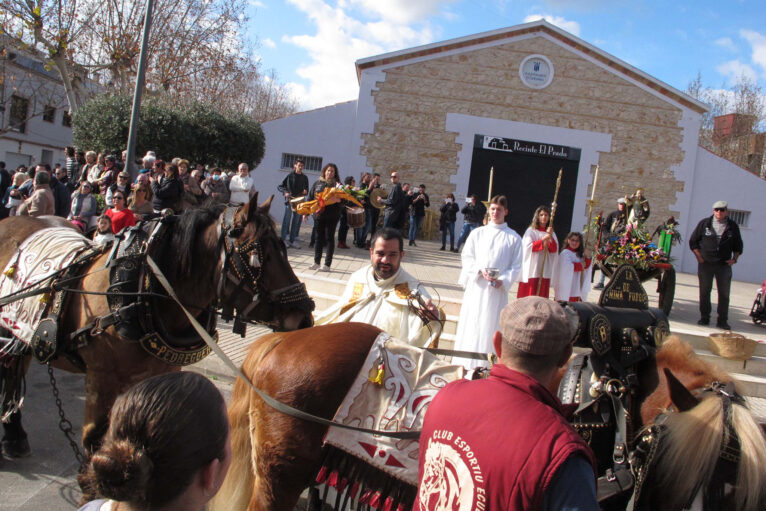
552, 232, 593, 302
315, 228, 442, 347
453, 196, 522, 369
517, 205, 558, 299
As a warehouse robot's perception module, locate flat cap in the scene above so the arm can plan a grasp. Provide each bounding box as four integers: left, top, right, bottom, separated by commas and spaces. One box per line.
617, 198, 627, 204
500, 297, 574, 356
712, 200, 728, 209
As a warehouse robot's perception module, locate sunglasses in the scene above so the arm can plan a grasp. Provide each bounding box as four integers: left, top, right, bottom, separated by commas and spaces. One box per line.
714, 207, 726, 212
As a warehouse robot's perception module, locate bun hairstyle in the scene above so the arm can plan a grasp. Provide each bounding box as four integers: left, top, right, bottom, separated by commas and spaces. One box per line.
82, 372, 228, 508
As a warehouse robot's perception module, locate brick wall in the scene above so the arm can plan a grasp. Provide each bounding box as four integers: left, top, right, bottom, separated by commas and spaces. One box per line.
360, 36, 686, 234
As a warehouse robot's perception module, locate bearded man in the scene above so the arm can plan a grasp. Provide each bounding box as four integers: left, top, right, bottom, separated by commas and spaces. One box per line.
315, 228, 442, 347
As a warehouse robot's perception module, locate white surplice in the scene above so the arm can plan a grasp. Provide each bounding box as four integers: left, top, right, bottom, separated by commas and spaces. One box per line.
314, 265, 442, 347
520, 227, 559, 282
551, 248, 593, 301
453, 222, 523, 369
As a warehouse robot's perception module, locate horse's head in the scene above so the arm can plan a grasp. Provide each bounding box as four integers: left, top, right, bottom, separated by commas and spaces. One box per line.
219, 193, 314, 331
634, 367, 766, 511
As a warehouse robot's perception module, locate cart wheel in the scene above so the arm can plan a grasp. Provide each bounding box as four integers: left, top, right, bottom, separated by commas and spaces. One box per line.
658, 267, 676, 316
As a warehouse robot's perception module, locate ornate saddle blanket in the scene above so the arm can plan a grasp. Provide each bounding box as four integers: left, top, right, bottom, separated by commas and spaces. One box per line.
0, 228, 94, 347
318, 333, 464, 508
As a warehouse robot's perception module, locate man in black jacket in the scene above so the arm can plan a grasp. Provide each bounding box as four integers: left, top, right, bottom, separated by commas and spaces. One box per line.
688, 200, 743, 330
455, 194, 486, 251
378, 171, 406, 231
408, 184, 430, 246
278, 159, 309, 248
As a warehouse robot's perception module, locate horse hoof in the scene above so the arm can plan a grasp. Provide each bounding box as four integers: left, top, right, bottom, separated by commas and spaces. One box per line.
2, 438, 31, 459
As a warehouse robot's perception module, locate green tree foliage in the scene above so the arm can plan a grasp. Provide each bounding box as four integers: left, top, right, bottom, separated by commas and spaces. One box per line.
72, 95, 265, 168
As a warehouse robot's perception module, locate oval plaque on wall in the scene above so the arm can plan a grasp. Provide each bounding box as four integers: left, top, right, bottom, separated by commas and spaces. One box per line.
519, 54, 554, 89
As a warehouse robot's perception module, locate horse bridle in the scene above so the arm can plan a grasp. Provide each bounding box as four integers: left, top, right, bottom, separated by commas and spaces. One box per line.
631, 380, 745, 508
216, 206, 313, 330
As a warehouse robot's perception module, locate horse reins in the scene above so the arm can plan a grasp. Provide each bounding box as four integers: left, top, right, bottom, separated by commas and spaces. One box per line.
146, 256, 420, 440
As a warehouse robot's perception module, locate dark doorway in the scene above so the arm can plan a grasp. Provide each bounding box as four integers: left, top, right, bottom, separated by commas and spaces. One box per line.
467, 135, 581, 244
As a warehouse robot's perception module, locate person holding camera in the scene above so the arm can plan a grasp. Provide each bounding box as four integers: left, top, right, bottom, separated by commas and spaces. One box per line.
408, 184, 430, 247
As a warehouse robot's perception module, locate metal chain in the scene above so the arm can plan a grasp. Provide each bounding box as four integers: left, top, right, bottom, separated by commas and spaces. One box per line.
46, 364, 87, 469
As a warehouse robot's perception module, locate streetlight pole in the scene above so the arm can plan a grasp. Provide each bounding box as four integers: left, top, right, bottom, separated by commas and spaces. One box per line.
124, 0, 155, 179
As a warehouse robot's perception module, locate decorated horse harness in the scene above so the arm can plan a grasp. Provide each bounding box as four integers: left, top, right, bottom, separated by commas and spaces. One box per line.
25, 206, 313, 369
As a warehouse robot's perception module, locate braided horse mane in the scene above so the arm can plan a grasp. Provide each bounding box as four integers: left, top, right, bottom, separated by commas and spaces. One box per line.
641, 336, 766, 510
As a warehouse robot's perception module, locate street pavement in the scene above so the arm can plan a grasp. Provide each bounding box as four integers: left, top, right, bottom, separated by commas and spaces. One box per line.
2, 225, 766, 509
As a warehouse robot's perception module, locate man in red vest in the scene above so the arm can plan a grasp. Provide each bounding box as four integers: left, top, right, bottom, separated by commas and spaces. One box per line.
414, 296, 598, 510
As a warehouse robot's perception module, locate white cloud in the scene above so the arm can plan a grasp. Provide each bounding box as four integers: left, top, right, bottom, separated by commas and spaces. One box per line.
740, 29, 766, 75
714, 37, 736, 52
262, 37, 276, 48
283, 0, 449, 109
716, 59, 758, 83
248, 0, 265, 7
344, 0, 453, 24
522, 14, 581, 36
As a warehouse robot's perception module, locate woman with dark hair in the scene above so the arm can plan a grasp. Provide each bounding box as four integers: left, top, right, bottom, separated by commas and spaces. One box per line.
517, 205, 558, 298
308, 163, 342, 271
78, 372, 231, 511
104, 190, 136, 234
552, 231, 592, 302
439, 192, 459, 251
152, 159, 165, 180
151, 163, 183, 213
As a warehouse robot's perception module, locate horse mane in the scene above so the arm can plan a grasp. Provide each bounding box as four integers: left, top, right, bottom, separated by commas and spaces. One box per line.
649, 393, 766, 510
655, 336, 731, 385
159, 202, 227, 282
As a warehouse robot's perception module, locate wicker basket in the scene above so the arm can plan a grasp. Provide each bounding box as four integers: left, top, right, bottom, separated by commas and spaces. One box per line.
708, 332, 758, 361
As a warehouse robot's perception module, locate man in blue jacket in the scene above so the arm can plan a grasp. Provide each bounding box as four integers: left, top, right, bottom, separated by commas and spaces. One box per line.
688, 200, 744, 330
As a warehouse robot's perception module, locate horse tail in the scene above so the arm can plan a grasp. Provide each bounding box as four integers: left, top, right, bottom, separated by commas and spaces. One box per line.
651, 394, 766, 511
208, 334, 284, 511
730, 401, 766, 510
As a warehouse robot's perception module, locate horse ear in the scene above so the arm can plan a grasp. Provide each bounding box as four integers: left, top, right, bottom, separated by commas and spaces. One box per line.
258, 194, 274, 214
246, 192, 260, 222
663, 368, 700, 412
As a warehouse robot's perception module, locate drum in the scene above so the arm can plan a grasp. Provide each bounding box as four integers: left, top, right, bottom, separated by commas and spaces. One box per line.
289, 196, 306, 213
346, 207, 365, 228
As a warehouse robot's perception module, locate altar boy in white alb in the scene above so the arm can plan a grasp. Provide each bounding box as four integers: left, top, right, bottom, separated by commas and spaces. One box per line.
453, 196, 523, 369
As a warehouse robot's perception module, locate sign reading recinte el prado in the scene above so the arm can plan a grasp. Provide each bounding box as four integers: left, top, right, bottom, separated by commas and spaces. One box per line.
519, 54, 554, 89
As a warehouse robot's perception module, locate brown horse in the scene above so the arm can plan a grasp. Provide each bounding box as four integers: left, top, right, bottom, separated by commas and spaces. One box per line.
0, 195, 313, 461
210, 324, 766, 511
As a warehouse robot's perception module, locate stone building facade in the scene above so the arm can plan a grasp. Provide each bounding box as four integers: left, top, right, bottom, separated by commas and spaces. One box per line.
255, 20, 766, 282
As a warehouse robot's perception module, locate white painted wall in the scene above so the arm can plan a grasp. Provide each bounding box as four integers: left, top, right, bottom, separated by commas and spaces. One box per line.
680, 147, 766, 284
253, 100, 359, 208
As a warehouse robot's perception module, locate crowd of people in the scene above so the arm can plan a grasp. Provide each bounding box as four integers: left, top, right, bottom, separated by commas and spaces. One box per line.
0, 149, 255, 247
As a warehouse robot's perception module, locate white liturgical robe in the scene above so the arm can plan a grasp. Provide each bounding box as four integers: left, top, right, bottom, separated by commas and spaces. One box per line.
453, 222, 523, 369
551, 248, 593, 301
314, 266, 442, 347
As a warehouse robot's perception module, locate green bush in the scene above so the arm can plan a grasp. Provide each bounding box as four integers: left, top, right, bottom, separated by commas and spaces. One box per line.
73, 95, 265, 168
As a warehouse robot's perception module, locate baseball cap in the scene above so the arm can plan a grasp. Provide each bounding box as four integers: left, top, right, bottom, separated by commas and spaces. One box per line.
499, 297, 574, 356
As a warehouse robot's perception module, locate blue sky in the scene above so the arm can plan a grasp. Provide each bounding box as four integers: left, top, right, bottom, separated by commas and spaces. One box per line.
245, 0, 766, 111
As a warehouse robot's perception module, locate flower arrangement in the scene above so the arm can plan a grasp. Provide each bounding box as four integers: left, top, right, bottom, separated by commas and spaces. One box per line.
599, 223, 669, 271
